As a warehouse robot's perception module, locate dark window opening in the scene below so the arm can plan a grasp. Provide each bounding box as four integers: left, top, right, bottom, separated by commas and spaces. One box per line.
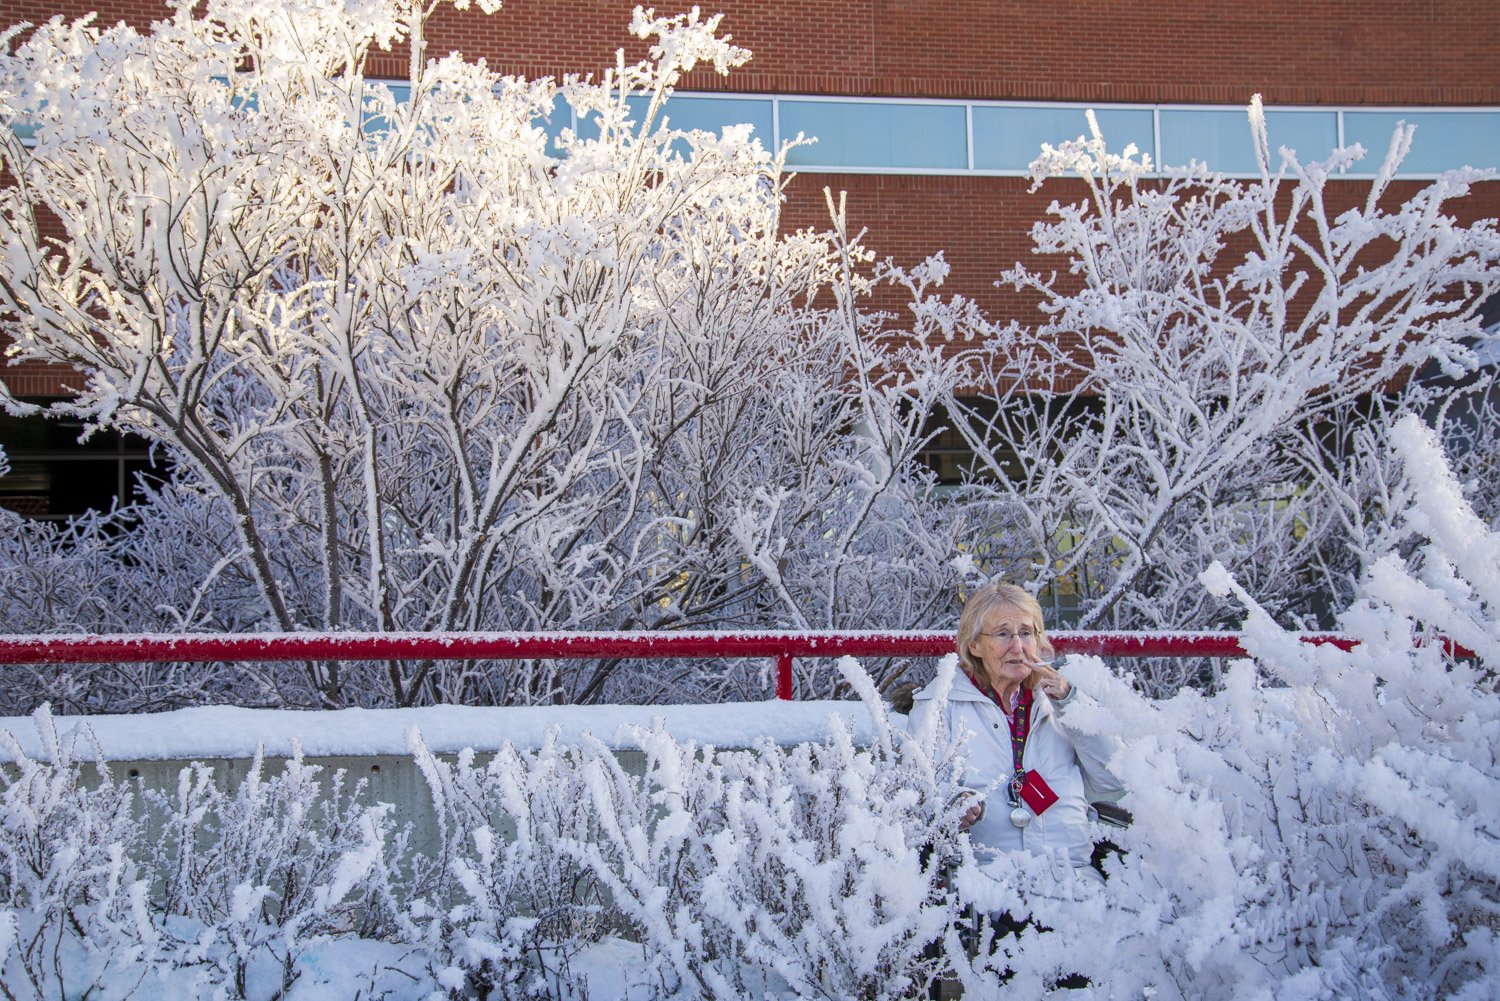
917, 396, 1105, 486
0, 402, 165, 520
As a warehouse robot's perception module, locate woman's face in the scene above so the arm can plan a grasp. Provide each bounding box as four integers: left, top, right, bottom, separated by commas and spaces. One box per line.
968, 603, 1042, 692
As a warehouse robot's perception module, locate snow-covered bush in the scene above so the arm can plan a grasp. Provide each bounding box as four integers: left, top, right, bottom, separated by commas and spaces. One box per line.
562, 659, 965, 1001
0, 0, 964, 709
145, 747, 395, 998
399, 658, 970, 1001
0, 718, 408, 999
0, 707, 155, 1000
943, 97, 1500, 650
945, 413, 1499, 1000
405, 731, 608, 1000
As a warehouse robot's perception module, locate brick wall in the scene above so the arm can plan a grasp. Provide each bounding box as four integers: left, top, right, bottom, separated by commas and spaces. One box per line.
6, 0, 1499, 397
11, 1, 1500, 104
1, 362, 80, 399
783, 172, 1500, 338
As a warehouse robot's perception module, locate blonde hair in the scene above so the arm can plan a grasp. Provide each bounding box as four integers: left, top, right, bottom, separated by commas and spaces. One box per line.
955, 583, 1055, 690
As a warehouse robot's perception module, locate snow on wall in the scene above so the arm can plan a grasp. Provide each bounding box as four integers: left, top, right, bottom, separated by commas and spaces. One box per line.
0, 699, 882, 763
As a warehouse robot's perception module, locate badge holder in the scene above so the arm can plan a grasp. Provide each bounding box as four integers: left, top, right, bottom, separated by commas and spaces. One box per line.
1009, 769, 1058, 828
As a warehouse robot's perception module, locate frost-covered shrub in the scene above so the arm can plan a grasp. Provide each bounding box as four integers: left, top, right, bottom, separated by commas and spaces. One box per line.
0, 718, 403, 1000
144, 747, 395, 998
566, 659, 966, 1001
405, 731, 608, 1000
397, 660, 969, 1001
0, 707, 155, 1000
946, 414, 1499, 1000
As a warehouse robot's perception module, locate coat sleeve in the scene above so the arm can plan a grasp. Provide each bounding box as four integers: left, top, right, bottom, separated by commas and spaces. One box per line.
1049, 686, 1127, 802
903, 697, 957, 759
901, 698, 926, 739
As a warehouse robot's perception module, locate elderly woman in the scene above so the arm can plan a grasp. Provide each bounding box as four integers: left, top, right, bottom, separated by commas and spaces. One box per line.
907, 583, 1125, 870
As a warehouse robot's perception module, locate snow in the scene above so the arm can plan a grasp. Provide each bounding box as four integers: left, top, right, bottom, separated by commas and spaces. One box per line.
0, 699, 880, 763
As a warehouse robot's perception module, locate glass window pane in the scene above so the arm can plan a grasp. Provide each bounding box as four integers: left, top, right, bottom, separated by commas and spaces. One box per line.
654, 95, 774, 141
972, 105, 1154, 171
782, 101, 967, 169
1159, 109, 1246, 171
577, 97, 633, 142
365, 81, 567, 151
616, 95, 773, 158
0, 411, 124, 453
1262, 110, 1340, 168
1344, 111, 1500, 174
361, 81, 408, 136
1159, 108, 1337, 173
534, 93, 571, 151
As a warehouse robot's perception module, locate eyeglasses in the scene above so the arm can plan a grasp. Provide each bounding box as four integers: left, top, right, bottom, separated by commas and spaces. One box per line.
979, 627, 1037, 643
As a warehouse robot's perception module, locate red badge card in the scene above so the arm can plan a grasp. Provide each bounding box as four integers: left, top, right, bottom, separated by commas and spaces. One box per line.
1018, 769, 1058, 816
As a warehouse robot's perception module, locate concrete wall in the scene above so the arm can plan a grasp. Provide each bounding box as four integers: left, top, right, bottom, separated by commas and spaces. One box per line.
0, 700, 881, 857
106, 749, 649, 860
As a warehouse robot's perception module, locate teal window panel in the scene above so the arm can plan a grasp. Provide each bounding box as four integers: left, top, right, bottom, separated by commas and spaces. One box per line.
643, 95, 773, 140
1159, 108, 1337, 173
578, 95, 653, 139
1344, 110, 1500, 173
972, 105, 1155, 171
616, 94, 774, 157
533, 93, 571, 150
360, 81, 568, 152
360, 80, 407, 136
782, 100, 967, 169
1261, 110, 1339, 168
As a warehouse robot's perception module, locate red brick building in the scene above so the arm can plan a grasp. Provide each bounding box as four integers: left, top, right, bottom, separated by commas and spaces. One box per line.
4, 0, 1499, 512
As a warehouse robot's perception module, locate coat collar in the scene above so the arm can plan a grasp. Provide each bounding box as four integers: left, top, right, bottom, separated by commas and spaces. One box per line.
914, 666, 1054, 721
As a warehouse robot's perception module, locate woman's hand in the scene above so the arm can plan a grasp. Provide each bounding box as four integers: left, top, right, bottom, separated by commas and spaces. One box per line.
953, 791, 985, 830
1031, 661, 1071, 701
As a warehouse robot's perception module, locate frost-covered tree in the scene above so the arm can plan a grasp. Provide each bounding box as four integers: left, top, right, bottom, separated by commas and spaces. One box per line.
0, 0, 964, 708
942, 97, 1500, 645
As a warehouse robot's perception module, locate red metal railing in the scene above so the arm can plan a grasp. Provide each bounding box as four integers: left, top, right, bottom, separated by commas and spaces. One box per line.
0, 629, 1383, 700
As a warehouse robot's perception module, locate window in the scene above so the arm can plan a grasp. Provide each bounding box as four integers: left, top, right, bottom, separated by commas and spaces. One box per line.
15, 78, 1496, 177
1158, 109, 1338, 173
1343, 110, 1500, 176
332, 86, 1500, 177
972, 105, 1154, 171
631, 95, 774, 140
782, 99, 967, 169
0, 408, 161, 520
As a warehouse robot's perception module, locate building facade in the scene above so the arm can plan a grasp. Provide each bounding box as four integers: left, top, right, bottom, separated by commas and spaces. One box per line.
4, 0, 1499, 512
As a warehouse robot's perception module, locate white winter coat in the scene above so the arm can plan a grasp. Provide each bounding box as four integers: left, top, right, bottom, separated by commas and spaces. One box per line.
907, 665, 1125, 868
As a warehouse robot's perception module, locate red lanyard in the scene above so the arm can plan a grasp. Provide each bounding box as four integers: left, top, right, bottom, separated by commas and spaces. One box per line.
968, 674, 1033, 804
1003, 687, 1034, 801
